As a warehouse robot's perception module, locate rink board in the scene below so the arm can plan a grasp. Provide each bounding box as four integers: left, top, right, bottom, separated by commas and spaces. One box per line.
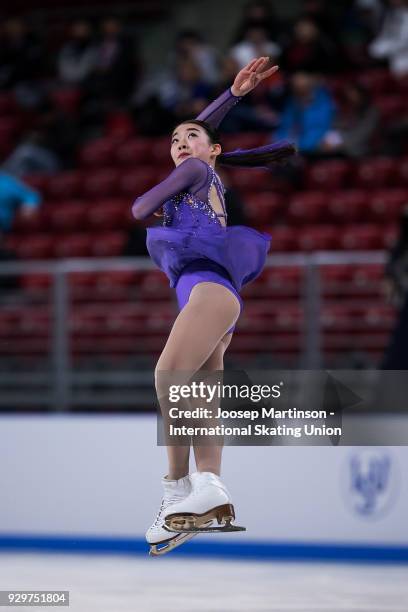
0, 415, 407, 561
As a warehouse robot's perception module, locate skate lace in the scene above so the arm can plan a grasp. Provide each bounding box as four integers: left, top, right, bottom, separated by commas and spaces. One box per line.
152, 495, 182, 527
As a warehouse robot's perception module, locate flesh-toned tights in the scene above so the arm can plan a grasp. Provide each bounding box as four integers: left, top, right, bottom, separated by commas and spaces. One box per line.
154, 281, 241, 480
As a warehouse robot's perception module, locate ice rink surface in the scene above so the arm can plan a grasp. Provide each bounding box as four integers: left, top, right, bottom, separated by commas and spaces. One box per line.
0, 553, 407, 612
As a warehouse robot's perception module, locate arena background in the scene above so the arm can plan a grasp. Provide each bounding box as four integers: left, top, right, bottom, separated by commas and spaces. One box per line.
0, 0, 407, 610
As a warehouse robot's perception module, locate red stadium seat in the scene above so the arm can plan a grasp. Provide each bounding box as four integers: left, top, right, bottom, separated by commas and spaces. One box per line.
22, 174, 50, 194
79, 138, 116, 167
321, 265, 353, 296
68, 272, 97, 300
115, 139, 153, 166
150, 137, 172, 163
87, 199, 129, 230
21, 274, 52, 291
51, 88, 81, 114
374, 95, 405, 122
396, 157, 408, 186
12, 208, 46, 233
357, 69, 395, 95
298, 225, 339, 251
48, 171, 83, 199
91, 231, 127, 256
222, 133, 269, 151
13, 235, 54, 259
105, 110, 135, 139
69, 307, 108, 335
54, 234, 92, 258
139, 270, 171, 298
228, 168, 274, 192
368, 189, 408, 222
287, 191, 328, 224
94, 271, 140, 291
349, 264, 384, 296
119, 167, 158, 197
265, 226, 297, 251
0, 91, 16, 114
328, 190, 368, 223
383, 223, 398, 249
354, 158, 397, 188
244, 193, 284, 224
262, 267, 302, 297
340, 225, 383, 250
83, 168, 120, 199
49, 202, 88, 232
305, 160, 350, 190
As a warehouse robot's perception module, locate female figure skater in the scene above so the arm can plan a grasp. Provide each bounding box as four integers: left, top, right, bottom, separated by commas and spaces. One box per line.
132, 57, 295, 555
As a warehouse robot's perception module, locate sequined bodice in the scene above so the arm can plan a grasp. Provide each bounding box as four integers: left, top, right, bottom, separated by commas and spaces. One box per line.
162, 162, 227, 230
162, 192, 227, 229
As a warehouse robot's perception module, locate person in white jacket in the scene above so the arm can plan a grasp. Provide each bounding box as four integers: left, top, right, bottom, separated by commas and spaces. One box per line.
369, 0, 408, 77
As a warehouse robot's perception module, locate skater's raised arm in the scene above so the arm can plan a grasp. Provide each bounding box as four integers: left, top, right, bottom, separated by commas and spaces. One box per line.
132, 157, 206, 220
196, 57, 279, 129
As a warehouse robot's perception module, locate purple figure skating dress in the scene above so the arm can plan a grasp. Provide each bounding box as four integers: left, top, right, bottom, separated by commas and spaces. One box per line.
132, 88, 272, 334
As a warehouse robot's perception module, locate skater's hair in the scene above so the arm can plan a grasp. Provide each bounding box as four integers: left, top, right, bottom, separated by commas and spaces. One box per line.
175, 119, 297, 169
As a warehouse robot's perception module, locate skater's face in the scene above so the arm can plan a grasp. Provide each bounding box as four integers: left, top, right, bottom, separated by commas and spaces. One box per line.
171, 123, 221, 167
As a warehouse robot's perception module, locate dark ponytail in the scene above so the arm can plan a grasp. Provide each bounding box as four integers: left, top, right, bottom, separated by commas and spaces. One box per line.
177, 119, 297, 169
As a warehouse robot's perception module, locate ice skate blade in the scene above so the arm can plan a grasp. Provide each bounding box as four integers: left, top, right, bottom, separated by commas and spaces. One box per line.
148, 532, 197, 556
164, 503, 245, 533
165, 523, 246, 533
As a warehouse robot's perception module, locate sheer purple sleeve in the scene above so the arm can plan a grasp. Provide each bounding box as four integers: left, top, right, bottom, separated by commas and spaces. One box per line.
131, 157, 207, 220
196, 87, 243, 129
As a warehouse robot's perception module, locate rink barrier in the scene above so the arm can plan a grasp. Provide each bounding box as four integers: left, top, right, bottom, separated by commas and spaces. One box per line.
0, 535, 407, 563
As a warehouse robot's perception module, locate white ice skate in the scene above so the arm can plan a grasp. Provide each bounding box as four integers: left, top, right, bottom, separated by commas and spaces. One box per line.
146, 475, 198, 556
164, 471, 246, 534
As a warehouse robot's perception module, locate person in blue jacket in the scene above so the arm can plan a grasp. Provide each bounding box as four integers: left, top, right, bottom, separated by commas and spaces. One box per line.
0, 171, 42, 233
275, 71, 336, 153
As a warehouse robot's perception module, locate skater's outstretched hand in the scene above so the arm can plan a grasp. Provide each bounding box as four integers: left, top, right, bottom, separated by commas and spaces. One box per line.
231, 57, 278, 97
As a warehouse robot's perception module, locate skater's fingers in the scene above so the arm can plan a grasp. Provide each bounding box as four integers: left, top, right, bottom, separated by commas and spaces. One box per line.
252, 57, 269, 73
243, 58, 258, 72
259, 65, 279, 80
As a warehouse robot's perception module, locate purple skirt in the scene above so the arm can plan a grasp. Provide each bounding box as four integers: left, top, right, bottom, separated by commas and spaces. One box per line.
175, 259, 243, 334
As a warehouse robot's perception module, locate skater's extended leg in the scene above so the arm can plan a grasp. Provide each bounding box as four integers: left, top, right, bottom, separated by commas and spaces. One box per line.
192, 332, 233, 475
155, 282, 240, 480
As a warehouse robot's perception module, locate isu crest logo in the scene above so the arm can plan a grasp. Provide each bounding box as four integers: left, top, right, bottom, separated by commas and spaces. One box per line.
343, 449, 399, 519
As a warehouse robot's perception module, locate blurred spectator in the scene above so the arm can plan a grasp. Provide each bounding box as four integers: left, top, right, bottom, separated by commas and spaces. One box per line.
233, 0, 280, 43
209, 57, 280, 132
3, 130, 60, 176
0, 235, 18, 292
368, 0, 408, 77
274, 71, 336, 154
0, 18, 44, 89
3, 96, 79, 174
58, 20, 98, 85
382, 204, 408, 368
173, 30, 219, 85
0, 172, 41, 233
91, 17, 138, 102
281, 16, 341, 74
302, 0, 339, 41
157, 56, 211, 122
123, 225, 149, 256
230, 24, 281, 70
320, 83, 379, 157
35, 99, 79, 168
0, 18, 45, 107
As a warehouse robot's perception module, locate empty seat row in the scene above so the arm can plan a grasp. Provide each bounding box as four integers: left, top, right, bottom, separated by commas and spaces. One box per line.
264, 224, 397, 251
5, 232, 127, 258
10, 187, 408, 237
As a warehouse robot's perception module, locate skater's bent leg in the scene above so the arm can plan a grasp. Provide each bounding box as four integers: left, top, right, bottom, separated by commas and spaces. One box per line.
154, 283, 240, 480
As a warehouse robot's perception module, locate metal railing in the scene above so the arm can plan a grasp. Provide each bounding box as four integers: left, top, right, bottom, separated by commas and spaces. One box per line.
0, 252, 388, 411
